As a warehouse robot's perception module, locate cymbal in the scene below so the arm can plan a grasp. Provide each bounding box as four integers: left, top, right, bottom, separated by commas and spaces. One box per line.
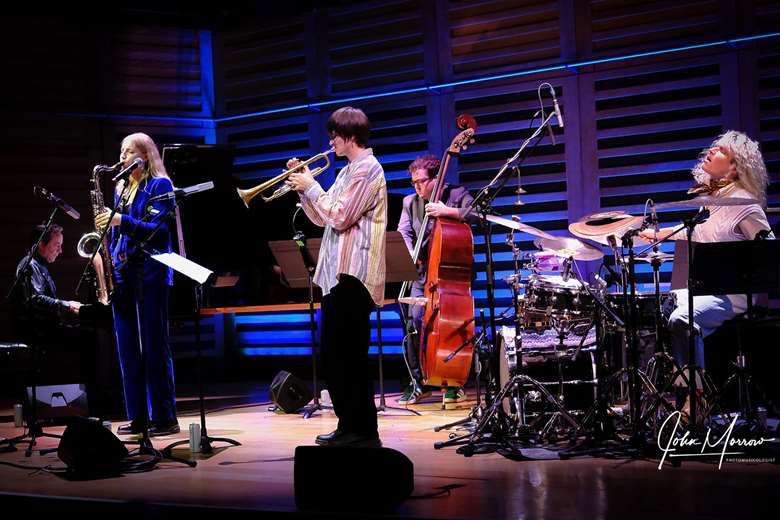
533, 236, 604, 261
568, 211, 646, 246
485, 214, 555, 239
654, 196, 760, 209
635, 250, 674, 263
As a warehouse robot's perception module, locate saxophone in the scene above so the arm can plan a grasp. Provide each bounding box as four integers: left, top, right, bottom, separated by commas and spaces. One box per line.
77, 165, 116, 305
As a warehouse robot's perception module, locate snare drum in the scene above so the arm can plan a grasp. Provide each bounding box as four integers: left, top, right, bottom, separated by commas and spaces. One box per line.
519, 275, 595, 333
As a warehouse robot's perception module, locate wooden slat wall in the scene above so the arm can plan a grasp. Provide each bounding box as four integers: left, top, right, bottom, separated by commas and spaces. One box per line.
590, 0, 723, 56
758, 46, 780, 206
328, 0, 426, 95
2, 3, 778, 357
109, 26, 204, 113
448, 0, 562, 78
221, 16, 308, 115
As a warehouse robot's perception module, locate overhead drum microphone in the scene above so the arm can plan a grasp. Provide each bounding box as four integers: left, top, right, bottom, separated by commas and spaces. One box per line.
549, 85, 564, 128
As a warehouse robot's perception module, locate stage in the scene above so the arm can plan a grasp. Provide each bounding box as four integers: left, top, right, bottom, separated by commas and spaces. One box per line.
0, 383, 778, 519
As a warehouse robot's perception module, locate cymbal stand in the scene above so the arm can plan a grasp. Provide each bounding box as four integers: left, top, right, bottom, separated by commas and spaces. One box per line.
639, 242, 680, 430
468, 106, 556, 404
635, 212, 713, 431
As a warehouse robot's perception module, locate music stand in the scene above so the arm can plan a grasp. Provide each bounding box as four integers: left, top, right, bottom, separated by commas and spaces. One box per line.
378, 231, 420, 415
153, 253, 241, 455
672, 240, 780, 426
268, 238, 330, 419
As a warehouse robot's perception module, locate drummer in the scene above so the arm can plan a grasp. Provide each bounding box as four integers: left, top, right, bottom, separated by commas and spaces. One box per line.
397, 154, 479, 406
640, 131, 774, 369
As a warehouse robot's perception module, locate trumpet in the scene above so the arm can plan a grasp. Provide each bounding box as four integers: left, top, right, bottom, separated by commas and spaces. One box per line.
237, 147, 335, 206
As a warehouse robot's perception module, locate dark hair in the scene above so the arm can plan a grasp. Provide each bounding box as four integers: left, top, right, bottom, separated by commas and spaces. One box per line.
408, 154, 440, 178
326, 107, 371, 148
31, 223, 63, 246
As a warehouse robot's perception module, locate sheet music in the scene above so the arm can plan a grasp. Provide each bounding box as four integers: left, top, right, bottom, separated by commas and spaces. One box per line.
152, 252, 213, 285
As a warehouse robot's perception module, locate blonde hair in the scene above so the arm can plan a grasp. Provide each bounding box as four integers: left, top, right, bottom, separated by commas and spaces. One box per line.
121, 132, 170, 182
695, 130, 768, 205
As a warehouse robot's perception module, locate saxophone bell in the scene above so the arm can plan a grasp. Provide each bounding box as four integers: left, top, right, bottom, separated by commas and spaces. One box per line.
77, 232, 102, 258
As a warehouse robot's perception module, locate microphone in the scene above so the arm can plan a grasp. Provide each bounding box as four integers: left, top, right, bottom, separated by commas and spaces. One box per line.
594, 273, 609, 290
111, 157, 144, 183
33, 186, 80, 220
549, 85, 564, 128
650, 202, 659, 235
148, 181, 215, 203
561, 256, 573, 282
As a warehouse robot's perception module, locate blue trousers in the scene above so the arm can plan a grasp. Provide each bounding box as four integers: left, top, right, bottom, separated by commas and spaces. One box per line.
668, 289, 744, 369
112, 280, 176, 423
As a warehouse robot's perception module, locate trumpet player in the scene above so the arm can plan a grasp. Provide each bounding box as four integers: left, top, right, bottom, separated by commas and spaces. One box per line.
94, 132, 180, 437
287, 107, 388, 448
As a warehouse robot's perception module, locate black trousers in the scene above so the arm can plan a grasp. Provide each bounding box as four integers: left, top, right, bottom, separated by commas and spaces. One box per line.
320, 275, 377, 437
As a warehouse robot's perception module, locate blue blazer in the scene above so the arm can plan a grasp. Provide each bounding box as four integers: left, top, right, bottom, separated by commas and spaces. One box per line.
110, 176, 175, 287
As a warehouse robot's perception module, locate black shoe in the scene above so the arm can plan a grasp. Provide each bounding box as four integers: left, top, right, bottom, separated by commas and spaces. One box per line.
117, 420, 147, 435
315, 429, 343, 444
149, 420, 181, 437
318, 431, 382, 448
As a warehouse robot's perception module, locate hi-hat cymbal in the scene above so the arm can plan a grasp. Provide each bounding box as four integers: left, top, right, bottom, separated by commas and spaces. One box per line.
533, 236, 604, 261
569, 211, 646, 246
485, 214, 555, 239
635, 250, 674, 264
654, 196, 760, 209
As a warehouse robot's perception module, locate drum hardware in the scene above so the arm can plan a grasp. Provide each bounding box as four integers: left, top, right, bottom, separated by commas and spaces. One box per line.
434, 310, 513, 447
556, 216, 654, 456
438, 85, 596, 455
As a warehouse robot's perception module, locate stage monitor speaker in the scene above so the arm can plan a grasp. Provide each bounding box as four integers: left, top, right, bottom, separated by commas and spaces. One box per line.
26, 383, 88, 423
294, 445, 414, 512
270, 370, 313, 413
57, 417, 129, 477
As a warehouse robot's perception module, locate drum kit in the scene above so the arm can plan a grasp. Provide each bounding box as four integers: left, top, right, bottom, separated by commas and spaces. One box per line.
441, 195, 768, 453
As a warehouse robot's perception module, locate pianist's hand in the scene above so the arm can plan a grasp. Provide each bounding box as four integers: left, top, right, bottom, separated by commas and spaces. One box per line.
65, 301, 82, 316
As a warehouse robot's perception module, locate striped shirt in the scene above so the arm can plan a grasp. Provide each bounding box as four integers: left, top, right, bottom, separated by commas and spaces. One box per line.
299, 148, 387, 306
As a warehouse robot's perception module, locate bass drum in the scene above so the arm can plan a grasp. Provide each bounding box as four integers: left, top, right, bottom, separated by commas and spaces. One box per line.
497, 326, 598, 420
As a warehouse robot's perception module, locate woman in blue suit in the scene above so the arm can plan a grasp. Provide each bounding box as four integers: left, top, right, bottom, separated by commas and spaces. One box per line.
95, 132, 179, 436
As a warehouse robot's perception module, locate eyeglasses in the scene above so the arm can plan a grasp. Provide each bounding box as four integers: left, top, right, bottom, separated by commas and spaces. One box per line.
411, 178, 431, 187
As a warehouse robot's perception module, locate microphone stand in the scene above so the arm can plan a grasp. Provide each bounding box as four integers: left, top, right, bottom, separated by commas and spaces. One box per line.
294, 230, 333, 419
468, 109, 555, 405
434, 111, 557, 455
1, 207, 63, 456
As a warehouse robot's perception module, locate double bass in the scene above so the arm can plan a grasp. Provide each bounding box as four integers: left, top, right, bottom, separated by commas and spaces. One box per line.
399, 117, 477, 388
